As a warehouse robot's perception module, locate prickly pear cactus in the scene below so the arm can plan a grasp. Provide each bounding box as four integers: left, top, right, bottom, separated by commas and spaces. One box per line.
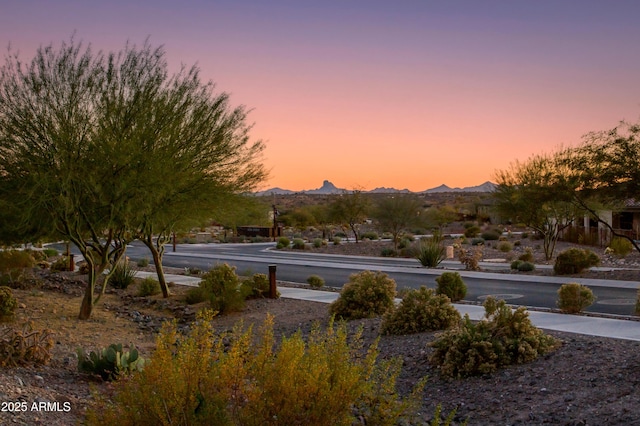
77, 343, 146, 381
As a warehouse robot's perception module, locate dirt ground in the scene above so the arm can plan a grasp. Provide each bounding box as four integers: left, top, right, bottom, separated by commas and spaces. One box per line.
2, 240, 640, 425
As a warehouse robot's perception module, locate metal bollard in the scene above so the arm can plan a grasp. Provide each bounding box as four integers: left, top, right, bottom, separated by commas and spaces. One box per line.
268, 264, 277, 298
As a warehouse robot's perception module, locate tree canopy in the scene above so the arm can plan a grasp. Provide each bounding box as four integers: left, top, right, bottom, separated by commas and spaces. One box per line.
0, 38, 266, 318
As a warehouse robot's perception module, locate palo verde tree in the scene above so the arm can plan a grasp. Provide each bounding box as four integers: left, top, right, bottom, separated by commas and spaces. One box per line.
119, 50, 266, 296
330, 189, 371, 243
493, 154, 582, 260
0, 38, 266, 317
0, 39, 135, 319
557, 121, 640, 253
372, 194, 422, 251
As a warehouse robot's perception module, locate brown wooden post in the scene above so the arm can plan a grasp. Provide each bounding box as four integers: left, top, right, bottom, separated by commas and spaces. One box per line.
268, 264, 277, 298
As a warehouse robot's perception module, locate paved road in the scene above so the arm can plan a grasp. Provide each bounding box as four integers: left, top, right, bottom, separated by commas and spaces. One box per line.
114, 241, 640, 317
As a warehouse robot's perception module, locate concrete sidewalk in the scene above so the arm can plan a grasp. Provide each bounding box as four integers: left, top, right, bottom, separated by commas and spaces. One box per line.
138, 271, 640, 342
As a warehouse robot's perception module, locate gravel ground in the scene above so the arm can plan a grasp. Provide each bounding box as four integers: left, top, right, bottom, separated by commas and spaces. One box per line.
2, 240, 640, 425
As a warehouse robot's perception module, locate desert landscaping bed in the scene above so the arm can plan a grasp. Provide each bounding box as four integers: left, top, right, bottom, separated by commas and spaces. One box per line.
2, 240, 640, 425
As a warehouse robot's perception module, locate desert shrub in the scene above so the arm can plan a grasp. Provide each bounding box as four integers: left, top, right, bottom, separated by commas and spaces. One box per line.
78, 343, 146, 381
510, 260, 523, 270
360, 231, 379, 240
50, 256, 71, 272
136, 257, 150, 267
78, 262, 91, 275
464, 226, 480, 238
0, 286, 17, 319
241, 273, 271, 299
518, 247, 534, 262
521, 232, 529, 239
109, 262, 137, 289
381, 247, 397, 257
85, 311, 427, 426
200, 263, 245, 313
608, 237, 633, 258
435, 272, 467, 302
458, 246, 483, 271
329, 271, 396, 320
513, 240, 522, 247
184, 286, 209, 305
137, 277, 161, 297
481, 230, 501, 241
397, 234, 414, 250
333, 236, 342, 245
276, 236, 290, 249
636, 289, 640, 316
470, 238, 485, 246
381, 287, 461, 335
497, 241, 513, 253
292, 238, 306, 249
557, 283, 595, 314
0, 323, 53, 367
429, 297, 560, 378
307, 274, 325, 288
415, 236, 445, 267
553, 248, 600, 275
312, 238, 323, 248
0, 250, 36, 286
25, 249, 47, 262
517, 261, 535, 272
42, 248, 59, 258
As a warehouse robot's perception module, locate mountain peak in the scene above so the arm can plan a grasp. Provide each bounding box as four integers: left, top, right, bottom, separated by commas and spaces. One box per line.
306, 180, 342, 194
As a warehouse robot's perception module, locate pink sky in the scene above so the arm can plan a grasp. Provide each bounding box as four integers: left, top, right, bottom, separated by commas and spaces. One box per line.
2, 1, 640, 191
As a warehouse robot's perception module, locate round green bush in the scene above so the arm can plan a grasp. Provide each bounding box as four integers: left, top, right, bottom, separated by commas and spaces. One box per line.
380, 248, 397, 257
463, 226, 480, 238
241, 273, 270, 299
50, 256, 71, 272
381, 287, 460, 335
200, 264, 245, 313
481, 230, 501, 241
292, 238, 306, 249
435, 272, 467, 302
306, 274, 325, 288
0, 286, 17, 318
276, 237, 290, 249
608, 237, 633, 257
557, 283, 595, 313
517, 261, 535, 272
429, 297, 559, 378
470, 238, 485, 246
497, 241, 513, 253
510, 260, 523, 270
518, 249, 534, 262
312, 238, 323, 248
137, 277, 161, 297
553, 248, 600, 275
360, 231, 379, 240
329, 271, 396, 320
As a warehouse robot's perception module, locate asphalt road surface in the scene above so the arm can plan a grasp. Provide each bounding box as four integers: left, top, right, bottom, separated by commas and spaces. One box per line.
55, 241, 640, 317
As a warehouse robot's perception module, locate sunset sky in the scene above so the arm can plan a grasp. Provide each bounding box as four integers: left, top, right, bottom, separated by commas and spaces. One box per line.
2, 1, 640, 192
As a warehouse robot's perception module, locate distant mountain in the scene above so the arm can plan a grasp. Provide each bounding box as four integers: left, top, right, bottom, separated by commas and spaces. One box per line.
254, 187, 296, 196
368, 187, 412, 194
421, 181, 496, 193
255, 180, 496, 196
305, 180, 343, 195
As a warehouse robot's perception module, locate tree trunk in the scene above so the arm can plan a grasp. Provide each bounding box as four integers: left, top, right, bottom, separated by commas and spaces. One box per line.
152, 247, 170, 298
78, 266, 96, 320
142, 238, 170, 298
